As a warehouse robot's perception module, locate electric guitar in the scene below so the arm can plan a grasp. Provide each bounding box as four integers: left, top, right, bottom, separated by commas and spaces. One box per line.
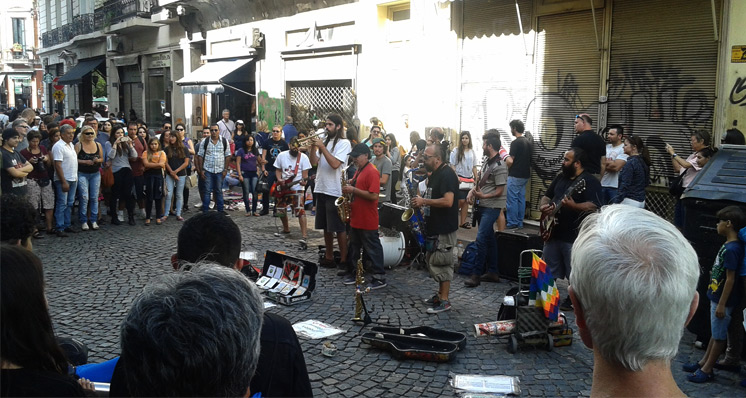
539, 179, 587, 241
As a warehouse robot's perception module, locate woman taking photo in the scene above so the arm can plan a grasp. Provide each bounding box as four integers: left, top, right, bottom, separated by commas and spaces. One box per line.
236, 134, 260, 216
142, 138, 167, 225
163, 133, 189, 221
665, 130, 710, 229
106, 125, 138, 225
450, 131, 478, 228
386, 133, 401, 204
174, 123, 195, 212
611, 135, 650, 208
1, 245, 92, 396
20, 130, 55, 236
75, 125, 103, 231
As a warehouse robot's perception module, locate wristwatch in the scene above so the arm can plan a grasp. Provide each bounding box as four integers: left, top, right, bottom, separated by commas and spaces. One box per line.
671, 153, 678, 159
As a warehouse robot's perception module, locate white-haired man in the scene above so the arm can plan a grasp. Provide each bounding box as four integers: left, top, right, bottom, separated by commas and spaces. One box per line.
569, 205, 699, 397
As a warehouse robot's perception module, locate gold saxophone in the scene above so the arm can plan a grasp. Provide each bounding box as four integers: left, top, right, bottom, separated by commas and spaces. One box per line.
335, 165, 351, 223
351, 258, 372, 324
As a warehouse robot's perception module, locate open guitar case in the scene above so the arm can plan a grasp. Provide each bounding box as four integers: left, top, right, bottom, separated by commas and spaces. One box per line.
360, 326, 467, 362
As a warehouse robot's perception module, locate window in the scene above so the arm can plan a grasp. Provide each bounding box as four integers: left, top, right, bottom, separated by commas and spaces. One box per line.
387, 3, 410, 43
12, 18, 26, 47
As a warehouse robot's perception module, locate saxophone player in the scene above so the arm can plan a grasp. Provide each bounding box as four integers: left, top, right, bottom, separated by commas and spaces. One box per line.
340, 143, 387, 289
411, 143, 460, 314
308, 114, 352, 269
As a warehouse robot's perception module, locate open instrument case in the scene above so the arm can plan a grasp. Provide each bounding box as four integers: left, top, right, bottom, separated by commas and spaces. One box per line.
255, 251, 317, 305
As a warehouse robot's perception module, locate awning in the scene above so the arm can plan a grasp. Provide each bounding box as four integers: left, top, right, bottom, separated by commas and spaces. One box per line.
176, 58, 252, 94
58, 58, 104, 85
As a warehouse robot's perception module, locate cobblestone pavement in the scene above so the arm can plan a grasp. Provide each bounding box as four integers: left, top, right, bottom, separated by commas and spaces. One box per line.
34, 197, 744, 397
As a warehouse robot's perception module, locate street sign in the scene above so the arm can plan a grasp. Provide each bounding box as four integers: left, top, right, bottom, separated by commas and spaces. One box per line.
43, 73, 54, 84
53, 90, 66, 102
53, 77, 63, 91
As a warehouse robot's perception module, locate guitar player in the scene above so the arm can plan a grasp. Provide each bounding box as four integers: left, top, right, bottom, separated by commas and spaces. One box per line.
274, 137, 311, 240
539, 147, 602, 311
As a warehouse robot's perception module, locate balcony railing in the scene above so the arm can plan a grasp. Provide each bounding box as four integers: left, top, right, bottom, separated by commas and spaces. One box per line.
94, 0, 153, 31
2, 45, 35, 63
40, 1, 152, 48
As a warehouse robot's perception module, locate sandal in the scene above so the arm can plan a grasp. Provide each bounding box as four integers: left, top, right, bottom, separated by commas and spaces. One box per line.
460, 222, 472, 229
156, 219, 162, 225
32, 231, 45, 239
145, 220, 151, 226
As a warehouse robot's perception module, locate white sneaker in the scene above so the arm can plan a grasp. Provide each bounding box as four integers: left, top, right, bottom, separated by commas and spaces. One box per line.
194, 203, 202, 208
139, 209, 147, 219
91, 222, 99, 230
81, 223, 90, 231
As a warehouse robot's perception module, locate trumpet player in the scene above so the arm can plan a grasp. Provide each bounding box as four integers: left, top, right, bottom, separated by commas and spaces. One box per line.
411, 143, 460, 314
308, 114, 352, 269
340, 143, 387, 289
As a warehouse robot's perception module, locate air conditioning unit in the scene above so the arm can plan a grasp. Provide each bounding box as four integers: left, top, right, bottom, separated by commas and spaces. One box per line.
106, 36, 122, 53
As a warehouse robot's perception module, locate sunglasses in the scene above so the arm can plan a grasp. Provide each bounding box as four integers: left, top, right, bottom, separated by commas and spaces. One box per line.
176, 128, 185, 131
83, 132, 95, 135
164, 126, 172, 129
273, 130, 282, 133
210, 129, 219, 132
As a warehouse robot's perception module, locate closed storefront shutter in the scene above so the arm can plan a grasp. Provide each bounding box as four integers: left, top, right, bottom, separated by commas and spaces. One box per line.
529, 9, 604, 215
460, 0, 534, 155
607, 0, 719, 184
606, 0, 720, 220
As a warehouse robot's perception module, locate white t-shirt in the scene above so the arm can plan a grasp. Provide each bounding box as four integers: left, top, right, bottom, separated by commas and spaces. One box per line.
313, 138, 351, 197
600, 143, 628, 188
449, 148, 476, 178
52, 140, 78, 181
274, 151, 311, 191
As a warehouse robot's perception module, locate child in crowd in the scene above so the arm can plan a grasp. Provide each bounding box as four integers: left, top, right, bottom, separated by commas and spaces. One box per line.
684, 205, 746, 383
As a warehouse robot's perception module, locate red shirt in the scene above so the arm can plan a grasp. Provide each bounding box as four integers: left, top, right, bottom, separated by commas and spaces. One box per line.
129, 137, 146, 176
350, 162, 379, 231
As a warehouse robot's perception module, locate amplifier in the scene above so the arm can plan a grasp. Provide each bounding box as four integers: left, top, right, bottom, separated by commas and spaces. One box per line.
496, 229, 543, 281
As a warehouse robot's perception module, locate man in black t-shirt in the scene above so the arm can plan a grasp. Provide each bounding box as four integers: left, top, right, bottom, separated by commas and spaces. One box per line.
539, 147, 601, 311
1, 128, 33, 196
260, 127, 289, 215
506, 119, 532, 229
570, 114, 605, 176
412, 143, 460, 314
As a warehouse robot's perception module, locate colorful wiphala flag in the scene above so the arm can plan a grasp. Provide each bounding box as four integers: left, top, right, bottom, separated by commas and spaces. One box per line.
528, 252, 560, 321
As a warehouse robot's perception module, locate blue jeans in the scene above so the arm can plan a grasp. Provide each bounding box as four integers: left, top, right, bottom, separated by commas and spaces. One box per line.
54, 180, 78, 230
601, 187, 618, 205
506, 177, 528, 228
241, 171, 258, 213
165, 174, 186, 217
203, 171, 225, 212
543, 239, 573, 280
474, 207, 501, 275
222, 174, 240, 190
77, 171, 101, 224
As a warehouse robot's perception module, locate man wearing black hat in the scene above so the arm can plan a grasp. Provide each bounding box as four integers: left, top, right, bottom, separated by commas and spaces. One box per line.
341, 142, 386, 289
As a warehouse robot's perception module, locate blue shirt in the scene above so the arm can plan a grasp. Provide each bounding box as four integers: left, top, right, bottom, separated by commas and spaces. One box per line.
707, 241, 744, 307
283, 124, 298, 144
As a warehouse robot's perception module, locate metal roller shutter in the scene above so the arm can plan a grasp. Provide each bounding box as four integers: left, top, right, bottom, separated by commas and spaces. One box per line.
606, 0, 720, 187
460, 0, 534, 153
529, 10, 604, 217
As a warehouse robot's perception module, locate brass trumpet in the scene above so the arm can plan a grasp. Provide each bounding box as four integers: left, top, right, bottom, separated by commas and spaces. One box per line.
296, 130, 327, 147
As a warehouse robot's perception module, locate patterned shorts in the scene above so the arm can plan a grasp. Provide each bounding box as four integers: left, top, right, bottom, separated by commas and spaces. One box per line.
27, 179, 55, 210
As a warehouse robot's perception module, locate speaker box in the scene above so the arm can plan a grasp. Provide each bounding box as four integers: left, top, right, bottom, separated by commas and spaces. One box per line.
496, 229, 543, 281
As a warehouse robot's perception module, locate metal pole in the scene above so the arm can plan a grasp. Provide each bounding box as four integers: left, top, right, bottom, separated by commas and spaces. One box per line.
590, 0, 600, 52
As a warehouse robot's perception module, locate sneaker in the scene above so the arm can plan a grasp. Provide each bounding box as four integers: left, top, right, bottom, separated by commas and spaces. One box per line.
55, 230, 69, 238
713, 361, 740, 372
682, 362, 702, 373
336, 269, 349, 276
81, 223, 90, 231
369, 279, 387, 290
694, 340, 705, 349
91, 222, 100, 230
194, 203, 202, 208
63, 227, 78, 233
424, 294, 441, 306
426, 300, 452, 314
342, 274, 357, 285
560, 296, 574, 311
686, 369, 714, 383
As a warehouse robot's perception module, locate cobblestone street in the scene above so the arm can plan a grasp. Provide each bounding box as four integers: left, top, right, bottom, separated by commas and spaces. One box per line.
34, 200, 744, 397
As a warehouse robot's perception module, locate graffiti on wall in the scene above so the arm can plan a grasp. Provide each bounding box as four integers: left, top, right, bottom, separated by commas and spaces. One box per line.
730, 77, 746, 106
257, 91, 284, 130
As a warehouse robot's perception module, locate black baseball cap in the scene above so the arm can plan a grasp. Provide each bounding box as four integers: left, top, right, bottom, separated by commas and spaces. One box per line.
349, 143, 371, 157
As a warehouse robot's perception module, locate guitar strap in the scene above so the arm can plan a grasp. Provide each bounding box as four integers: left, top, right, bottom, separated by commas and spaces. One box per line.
478, 154, 501, 188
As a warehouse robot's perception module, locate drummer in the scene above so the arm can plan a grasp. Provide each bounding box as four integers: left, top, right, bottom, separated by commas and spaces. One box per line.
273, 137, 312, 241
371, 137, 392, 205
340, 143, 387, 290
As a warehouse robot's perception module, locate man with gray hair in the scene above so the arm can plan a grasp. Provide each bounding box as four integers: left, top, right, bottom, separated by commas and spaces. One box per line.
12, 118, 31, 151
569, 205, 699, 397
120, 264, 264, 397
217, 108, 235, 143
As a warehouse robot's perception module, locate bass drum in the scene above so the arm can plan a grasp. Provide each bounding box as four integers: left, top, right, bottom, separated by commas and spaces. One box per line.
380, 231, 406, 269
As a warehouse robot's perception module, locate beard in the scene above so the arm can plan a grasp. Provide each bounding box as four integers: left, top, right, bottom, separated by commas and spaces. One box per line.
424, 161, 435, 172
290, 149, 299, 157
561, 164, 576, 178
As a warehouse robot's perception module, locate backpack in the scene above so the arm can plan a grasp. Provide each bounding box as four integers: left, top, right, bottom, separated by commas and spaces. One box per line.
457, 241, 480, 276
202, 137, 228, 156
